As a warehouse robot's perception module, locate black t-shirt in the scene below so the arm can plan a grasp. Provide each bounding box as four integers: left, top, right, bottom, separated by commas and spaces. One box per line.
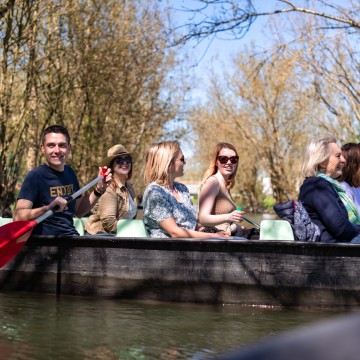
17, 164, 80, 235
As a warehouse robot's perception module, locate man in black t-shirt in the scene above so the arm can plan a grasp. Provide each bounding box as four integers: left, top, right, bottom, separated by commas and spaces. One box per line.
13, 125, 112, 235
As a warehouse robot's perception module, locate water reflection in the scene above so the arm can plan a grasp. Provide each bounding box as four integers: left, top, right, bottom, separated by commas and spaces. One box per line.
0, 292, 342, 359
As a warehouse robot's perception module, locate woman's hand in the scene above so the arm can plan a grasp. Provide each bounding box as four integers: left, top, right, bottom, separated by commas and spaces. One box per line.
227, 210, 245, 223
209, 231, 231, 238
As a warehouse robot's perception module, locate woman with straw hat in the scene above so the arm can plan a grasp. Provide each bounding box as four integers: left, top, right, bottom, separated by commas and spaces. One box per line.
85, 144, 137, 235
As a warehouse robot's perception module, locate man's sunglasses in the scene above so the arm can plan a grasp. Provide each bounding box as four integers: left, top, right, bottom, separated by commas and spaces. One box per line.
115, 156, 132, 165
218, 156, 239, 165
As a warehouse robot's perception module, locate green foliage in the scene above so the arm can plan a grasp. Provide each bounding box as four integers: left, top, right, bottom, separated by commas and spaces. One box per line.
263, 196, 276, 212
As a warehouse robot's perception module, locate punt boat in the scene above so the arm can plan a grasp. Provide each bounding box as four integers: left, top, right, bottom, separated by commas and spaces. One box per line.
1, 233, 360, 309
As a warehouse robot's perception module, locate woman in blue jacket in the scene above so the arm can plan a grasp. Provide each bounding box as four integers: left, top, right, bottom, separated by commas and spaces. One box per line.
299, 134, 360, 243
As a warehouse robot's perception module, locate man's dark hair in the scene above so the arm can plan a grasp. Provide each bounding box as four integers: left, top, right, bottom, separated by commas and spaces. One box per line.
41, 125, 70, 145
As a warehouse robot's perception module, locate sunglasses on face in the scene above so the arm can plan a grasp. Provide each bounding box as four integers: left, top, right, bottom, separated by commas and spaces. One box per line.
115, 156, 132, 165
217, 156, 239, 165
173, 156, 185, 163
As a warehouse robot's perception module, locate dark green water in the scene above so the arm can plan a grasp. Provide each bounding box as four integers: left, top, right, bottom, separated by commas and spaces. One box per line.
0, 292, 342, 359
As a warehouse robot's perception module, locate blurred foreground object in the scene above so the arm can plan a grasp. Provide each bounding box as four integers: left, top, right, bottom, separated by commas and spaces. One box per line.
217, 313, 360, 360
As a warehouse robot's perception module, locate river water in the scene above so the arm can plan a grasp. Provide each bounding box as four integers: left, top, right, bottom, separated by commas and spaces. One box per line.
0, 292, 342, 359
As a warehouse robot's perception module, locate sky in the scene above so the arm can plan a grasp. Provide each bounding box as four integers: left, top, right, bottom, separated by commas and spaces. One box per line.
167, 0, 284, 106
166, 0, 282, 162
168, 0, 348, 102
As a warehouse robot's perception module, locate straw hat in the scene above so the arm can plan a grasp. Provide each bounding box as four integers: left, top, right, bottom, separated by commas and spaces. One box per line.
100, 144, 136, 168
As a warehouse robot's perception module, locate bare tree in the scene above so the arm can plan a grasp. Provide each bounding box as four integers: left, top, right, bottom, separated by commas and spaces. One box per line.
0, 0, 186, 212
190, 46, 314, 205
0, 0, 41, 214
180, 0, 360, 207
170, 0, 360, 45
300, 34, 360, 143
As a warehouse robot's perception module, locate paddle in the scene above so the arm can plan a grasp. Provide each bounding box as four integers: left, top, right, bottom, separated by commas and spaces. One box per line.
243, 215, 260, 229
237, 206, 260, 229
0, 168, 108, 268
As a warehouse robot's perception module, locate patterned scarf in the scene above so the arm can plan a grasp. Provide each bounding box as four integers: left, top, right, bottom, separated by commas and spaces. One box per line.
318, 173, 360, 225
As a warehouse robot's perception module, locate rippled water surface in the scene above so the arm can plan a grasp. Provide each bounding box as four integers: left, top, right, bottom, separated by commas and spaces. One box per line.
0, 292, 342, 359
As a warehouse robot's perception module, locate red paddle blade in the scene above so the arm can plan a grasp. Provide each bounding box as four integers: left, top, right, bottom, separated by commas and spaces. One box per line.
0, 220, 37, 268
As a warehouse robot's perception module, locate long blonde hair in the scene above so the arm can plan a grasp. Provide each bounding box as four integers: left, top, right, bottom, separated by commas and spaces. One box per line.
301, 134, 337, 178
144, 140, 181, 186
202, 142, 238, 189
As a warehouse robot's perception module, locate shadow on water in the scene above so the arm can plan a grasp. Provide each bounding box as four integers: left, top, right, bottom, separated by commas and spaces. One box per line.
0, 292, 342, 360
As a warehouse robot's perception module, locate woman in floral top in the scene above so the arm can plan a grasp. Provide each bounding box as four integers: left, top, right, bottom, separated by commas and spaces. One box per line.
143, 140, 229, 239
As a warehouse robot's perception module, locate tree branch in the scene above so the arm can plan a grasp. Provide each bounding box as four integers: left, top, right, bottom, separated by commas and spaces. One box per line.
171, 0, 360, 45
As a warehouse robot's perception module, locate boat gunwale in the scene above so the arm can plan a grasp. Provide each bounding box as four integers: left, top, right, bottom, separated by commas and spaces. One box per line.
23, 235, 360, 257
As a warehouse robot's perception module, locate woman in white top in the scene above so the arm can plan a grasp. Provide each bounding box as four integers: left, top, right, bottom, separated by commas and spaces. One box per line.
85, 144, 137, 234
340, 143, 360, 214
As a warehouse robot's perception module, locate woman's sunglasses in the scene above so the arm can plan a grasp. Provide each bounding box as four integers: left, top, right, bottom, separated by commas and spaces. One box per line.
115, 156, 132, 165
218, 156, 239, 165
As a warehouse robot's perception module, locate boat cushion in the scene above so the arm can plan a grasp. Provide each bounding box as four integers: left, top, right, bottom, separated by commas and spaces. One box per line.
260, 220, 295, 240
116, 219, 149, 237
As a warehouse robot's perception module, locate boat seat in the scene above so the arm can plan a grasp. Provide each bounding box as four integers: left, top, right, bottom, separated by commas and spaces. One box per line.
116, 219, 149, 237
73, 217, 85, 236
260, 220, 295, 241
0, 217, 13, 226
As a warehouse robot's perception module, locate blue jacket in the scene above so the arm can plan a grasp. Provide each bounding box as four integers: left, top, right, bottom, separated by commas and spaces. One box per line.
298, 177, 360, 242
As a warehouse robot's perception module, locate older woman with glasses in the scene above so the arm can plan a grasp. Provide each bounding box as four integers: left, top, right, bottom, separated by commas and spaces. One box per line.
198, 142, 251, 237
85, 144, 137, 235
143, 140, 229, 239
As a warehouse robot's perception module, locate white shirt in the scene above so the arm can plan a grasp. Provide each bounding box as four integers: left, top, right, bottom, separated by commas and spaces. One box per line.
126, 194, 137, 219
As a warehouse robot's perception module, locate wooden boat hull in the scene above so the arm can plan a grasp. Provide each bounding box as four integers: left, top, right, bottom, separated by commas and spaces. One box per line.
1, 235, 360, 308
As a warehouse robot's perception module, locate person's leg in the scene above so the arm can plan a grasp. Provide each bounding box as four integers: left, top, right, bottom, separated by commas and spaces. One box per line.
350, 233, 360, 243
233, 225, 259, 240
84, 232, 116, 237
231, 236, 248, 240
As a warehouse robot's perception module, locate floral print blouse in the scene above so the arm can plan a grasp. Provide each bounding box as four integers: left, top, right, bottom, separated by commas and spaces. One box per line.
143, 182, 196, 238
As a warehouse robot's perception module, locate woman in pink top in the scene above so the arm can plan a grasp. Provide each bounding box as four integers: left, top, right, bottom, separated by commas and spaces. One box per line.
198, 142, 247, 236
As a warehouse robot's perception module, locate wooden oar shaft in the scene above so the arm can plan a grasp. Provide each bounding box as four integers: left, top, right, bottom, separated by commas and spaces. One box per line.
35, 209, 54, 224
68, 175, 103, 200
243, 215, 260, 229
237, 206, 260, 229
